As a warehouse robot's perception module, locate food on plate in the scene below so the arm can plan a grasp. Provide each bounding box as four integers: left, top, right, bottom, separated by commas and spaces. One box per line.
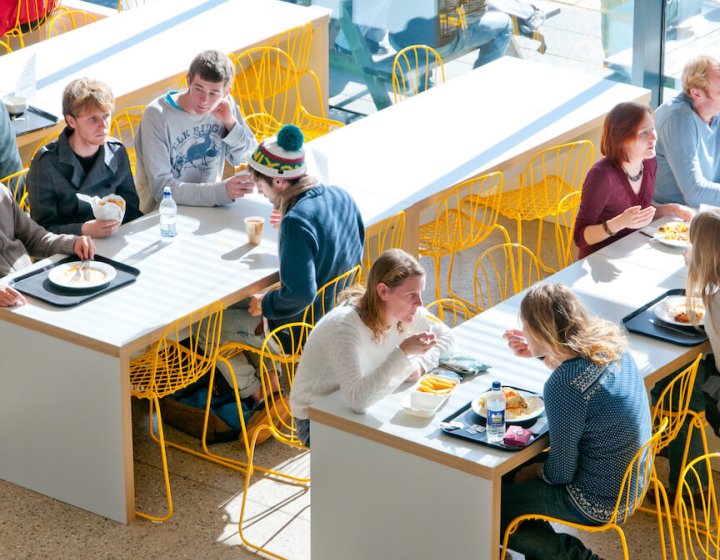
657, 221, 690, 243
60, 264, 108, 287
673, 307, 705, 324
477, 387, 529, 413
416, 375, 458, 396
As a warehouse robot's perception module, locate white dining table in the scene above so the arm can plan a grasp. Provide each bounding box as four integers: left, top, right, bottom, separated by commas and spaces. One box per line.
6, 0, 331, 155
306, 56, 651, 253
308, 231, 709, 560
0, 194, 277, 523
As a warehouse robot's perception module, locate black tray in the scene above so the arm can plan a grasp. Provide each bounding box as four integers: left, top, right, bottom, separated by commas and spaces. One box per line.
622, 289, 707, 347
11, 255, 140, 307
11, 105, 59, 137
440, 388, 548, 452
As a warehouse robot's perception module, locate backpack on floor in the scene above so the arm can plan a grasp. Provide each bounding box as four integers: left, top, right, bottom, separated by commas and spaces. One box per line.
160, 371, 254, 444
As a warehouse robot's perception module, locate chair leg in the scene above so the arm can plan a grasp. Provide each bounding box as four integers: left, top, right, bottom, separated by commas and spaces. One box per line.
650, 476, 677, 560
136, 396, 174, 522
433, 252, 443, 302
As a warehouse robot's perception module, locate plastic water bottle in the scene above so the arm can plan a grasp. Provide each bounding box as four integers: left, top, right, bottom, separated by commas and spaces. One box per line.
159, 186, 177, 238
486, 380, 507, 443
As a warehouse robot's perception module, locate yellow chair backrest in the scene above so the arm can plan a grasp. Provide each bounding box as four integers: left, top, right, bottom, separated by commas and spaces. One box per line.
361, 211, 405, 283
4, 0, 60, 48
516, 140, 594, 220
425, 298, 474, 327
473, 243, 541, 311
1, 167, 30, 213
255, 321, 313, 446
129, 301, 224, 400
302, 265, 361, 326
675, 452, 720, 559
554, 190, 582, 270
651, 354, 703, 454
110, 105, 144, 174
392, 44, 445, 103
46, 8, 97, 38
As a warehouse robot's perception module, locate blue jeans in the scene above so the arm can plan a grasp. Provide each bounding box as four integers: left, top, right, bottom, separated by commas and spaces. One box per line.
439, 11, 512, 68
295, 417, 310, 447
501, 480, 602, 560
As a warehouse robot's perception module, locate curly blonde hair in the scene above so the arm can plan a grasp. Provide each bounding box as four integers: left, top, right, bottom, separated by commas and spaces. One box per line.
520, 283, 627, 367
682, 54, 720, 96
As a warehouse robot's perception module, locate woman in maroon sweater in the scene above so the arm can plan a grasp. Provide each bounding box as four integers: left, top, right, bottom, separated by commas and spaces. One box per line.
573, 102, 693, 258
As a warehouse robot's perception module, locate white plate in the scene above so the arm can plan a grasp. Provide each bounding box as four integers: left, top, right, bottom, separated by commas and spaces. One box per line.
652, 221, 691, 248
653, 295, 705, 327
472, 389, 545, 422
48, 261, 116, 290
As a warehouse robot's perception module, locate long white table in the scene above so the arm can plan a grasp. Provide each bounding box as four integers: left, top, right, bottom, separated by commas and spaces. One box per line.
0, 194, 277, 523
306, 56, 651, 253
309, 233, 709, 560
5, 0, 330, 155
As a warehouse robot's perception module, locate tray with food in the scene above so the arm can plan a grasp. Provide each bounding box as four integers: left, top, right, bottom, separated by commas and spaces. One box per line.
11, 255, 140, 307
652, 221, 690, 248
622, 289, 707, 347
439, 386, 548, 451
402, 374, 459, 418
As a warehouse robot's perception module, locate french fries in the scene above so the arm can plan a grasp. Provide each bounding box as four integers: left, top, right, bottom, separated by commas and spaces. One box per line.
416, 375, 458, 395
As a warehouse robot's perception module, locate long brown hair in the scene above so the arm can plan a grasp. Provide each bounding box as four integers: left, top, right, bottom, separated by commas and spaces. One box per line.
600, 101, 653, 164
342, 249, 425, 341
520, 283, 627, 367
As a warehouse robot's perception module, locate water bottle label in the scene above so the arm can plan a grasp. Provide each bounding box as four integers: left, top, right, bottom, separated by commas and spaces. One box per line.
487, 409, 505, 427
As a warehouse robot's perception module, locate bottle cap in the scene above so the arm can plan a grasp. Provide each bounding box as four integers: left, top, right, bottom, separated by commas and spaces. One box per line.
163, 186, 172, 196
492, 380, 501, 390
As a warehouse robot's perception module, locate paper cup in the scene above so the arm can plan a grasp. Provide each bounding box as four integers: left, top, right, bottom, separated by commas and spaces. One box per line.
244, 216, 265, 244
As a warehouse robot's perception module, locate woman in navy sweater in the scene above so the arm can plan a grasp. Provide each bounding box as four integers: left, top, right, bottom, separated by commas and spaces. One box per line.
501, 283, 652, 560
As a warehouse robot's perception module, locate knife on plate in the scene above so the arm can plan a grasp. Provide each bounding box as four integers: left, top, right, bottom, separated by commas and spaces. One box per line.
648, 318, 697, 336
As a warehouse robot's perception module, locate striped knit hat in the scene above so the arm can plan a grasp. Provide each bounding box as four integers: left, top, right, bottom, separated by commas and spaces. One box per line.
248, 124, 306, 179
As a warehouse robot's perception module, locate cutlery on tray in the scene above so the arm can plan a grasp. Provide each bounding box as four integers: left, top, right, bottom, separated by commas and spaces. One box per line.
648, 318, 697, 336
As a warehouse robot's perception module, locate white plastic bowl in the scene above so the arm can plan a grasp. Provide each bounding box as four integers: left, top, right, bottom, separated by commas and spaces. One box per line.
4, 96, 28, 115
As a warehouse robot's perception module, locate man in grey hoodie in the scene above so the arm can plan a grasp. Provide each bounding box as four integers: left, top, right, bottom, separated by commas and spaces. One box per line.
135, 49, 258, 213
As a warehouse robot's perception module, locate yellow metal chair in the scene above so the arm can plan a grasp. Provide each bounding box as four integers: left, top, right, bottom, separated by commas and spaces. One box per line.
0, 39, 12, 54
638, 355, 709, 520
3, 0, 60, 48
473, 243, 541, 312
45, 8, 97, 38
553, 190, 582, 271
1, 168, 30, 213
236, 322, 312, 560
418, 171, 508, 308
129, 301, 224, 522
496, 140, 594, 271
232, 46, 344, 142
391, 45, 446, 103
110, 105, 144, 175
675, 452, 720, 559
425, 298, 475, 327
361, 211, 405, 284
501, 418, 674, 560
302, 265, 361, 326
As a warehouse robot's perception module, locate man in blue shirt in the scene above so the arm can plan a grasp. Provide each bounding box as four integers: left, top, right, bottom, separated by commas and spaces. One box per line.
654, 54, 720, 207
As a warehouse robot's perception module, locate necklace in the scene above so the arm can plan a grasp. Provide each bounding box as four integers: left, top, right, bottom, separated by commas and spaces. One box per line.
624, 162, 644, 182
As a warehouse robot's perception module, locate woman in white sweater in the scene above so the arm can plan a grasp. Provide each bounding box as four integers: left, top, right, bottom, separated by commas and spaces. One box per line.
290, 249, 455, 446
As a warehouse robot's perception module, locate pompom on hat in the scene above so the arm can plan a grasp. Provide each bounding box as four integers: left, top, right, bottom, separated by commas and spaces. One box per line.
247, 124, 306, 179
